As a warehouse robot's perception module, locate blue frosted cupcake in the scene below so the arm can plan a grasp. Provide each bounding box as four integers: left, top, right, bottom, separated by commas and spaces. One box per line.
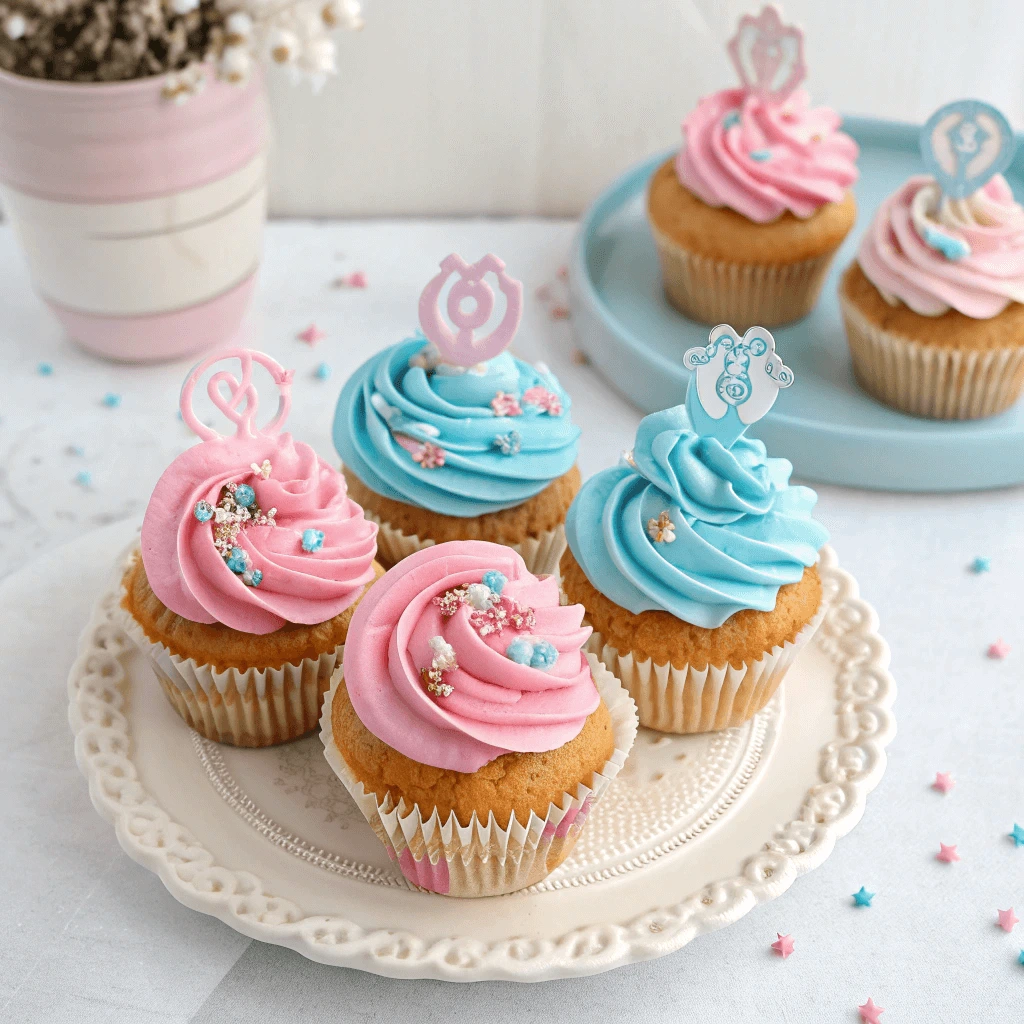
560, 324, 829, 733
333, 253, 581, 573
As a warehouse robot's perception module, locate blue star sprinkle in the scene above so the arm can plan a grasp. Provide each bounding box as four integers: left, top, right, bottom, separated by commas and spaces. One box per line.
301, 528, 325, 553
73, 470, 92, 487
1010, 824, 1024, 848
749, 149, 772, 161
101, 392, 122, 408
853, 887, 875, 907
971, 557, 991, 573
314, 362, 332, 380
232, 484, 256, 508
37, 362, 54, 376
482, 570, 507, 596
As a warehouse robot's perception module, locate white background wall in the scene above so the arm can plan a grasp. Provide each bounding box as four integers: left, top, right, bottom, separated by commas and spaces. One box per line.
265, 0, 1024, 217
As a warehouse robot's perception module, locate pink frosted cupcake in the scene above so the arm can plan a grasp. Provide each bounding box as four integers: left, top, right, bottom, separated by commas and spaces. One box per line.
320, 541, 637, 897
648, 5, 859, 328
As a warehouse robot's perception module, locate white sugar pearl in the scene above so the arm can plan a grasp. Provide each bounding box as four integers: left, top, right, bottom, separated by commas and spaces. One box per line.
465, 583, 495, 611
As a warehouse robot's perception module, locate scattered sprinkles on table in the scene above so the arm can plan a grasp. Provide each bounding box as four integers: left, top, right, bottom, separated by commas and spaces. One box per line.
987, 639, 1011, 659
101, 392, 122, 408
936, 842, 960, 863
932, 771, 955, 794
1018, 950, 1024, 966
314, 361, 332, 380
853, 887, 875, 907
1010, 824, 1024, 847
971, 556, 991, 573
37, 362, 53, 375
570, 347, 590, 366
770, 933, 795, 959
858, 997, 885, 1024
297, 323, 326, 346
67, 444, 85, 457
73, 469, 92, 487
332, 270, 367, 289
997, 908, 1019, 932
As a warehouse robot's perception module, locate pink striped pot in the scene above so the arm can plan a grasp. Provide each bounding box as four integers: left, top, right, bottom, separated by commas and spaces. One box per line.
0, 66, 266, 363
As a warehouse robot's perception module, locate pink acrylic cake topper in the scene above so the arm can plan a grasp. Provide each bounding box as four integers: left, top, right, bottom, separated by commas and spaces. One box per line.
727, 5, 806, 105
417, 253, 524, 367
179, 348, 294, 442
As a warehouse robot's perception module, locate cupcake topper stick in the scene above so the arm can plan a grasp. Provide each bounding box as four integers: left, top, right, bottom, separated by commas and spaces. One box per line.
180, 348, 294, 442
418, 253, 523, 367
727, 5, 806, 105
920, 100, 1017, 200
683, 324, 793, 446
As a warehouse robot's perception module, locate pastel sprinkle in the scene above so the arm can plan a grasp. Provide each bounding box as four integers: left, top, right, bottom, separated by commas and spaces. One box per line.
722, 110, 740, 129
1010, 824, 1024, 847
226, 547, 249, 573
1019, 950, 1024, 966
505, 638, 534, 665
932, 771, 955, 794
314, 361, 332, 380
529, 640, 559, 670
37, 362, 54, 375
232, 484, 256, 507
770, 933, 795, 959
550, 305, 570, 320
193, 500, 215, 523
73, 469, 92, 487
333, 271, 367, 289
101, 392, 122, 408
858, 998, 884, 1024
987, 639, 1011, 659
998, 908, 1019, 932
936, 842, 960, 863
297, 323, 326, 345
301, 528, 325, 553
971, 556, 991, 573
923, 225, 971, 261
750, 149, 772, 161
570, 348, 590, 366
482, 570, 507, 596
852, 887, 875, 907
67, 444, 85, 457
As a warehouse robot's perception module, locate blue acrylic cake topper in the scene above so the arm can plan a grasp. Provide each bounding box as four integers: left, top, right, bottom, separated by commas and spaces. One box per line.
682, 324, 793, 447
920, 100, 1017, 200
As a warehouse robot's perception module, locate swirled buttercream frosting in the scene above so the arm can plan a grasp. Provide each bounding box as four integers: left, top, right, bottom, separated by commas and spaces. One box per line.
343, 541, 598, 773
857, 174, 1024, 317
676, 87, 859, 223
333, 336, 580, 517
565, 405, 828, 629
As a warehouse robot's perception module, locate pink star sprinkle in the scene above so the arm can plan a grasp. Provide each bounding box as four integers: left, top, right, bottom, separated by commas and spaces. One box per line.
932, 771, 955, 794
859, 998, 884, 1024
937, 843, 960, 863
333, 270, 367, 288
297, 323, 326, 346
987, 639, 1011, 659
771, 933, 795, 959
998, 908, 1019, 932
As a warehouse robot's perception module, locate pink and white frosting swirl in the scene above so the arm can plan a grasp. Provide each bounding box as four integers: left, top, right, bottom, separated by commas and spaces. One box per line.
676, 87, 859, 223
141, 433, 378, 635
344, 541, 599, 773
857, 174, 1024, 318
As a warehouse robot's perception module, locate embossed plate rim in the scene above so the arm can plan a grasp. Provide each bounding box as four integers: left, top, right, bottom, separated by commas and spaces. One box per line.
68, 543, 896, 981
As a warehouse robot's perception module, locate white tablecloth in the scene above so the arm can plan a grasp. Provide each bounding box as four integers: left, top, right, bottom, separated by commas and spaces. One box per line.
1, 221, 1021, 1022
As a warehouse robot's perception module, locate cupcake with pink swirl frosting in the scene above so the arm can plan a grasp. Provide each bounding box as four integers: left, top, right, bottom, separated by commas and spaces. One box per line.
320, 541, 638, 897
841, 173, 1024, 418
648, 5, 859, 329
118, 349, 383, 747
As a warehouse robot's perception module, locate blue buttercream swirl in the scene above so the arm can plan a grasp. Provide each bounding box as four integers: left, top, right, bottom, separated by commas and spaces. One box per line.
333, 335, 580, 517
565, 405, 828, 628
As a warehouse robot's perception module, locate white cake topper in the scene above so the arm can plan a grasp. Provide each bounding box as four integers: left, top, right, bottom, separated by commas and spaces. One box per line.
682, 324, 793, 445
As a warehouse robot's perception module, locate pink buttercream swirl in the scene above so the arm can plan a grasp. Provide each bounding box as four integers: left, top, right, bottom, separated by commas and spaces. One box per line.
676, 87, 859, 223
857, 174, 1024, 318
344, 541, 599, 773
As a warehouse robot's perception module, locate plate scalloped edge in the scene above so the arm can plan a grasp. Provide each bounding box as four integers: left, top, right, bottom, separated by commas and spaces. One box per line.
67, 544, 895, 982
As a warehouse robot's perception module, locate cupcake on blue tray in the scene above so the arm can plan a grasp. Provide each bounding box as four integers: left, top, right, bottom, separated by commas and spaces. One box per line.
560, 324, 829, 734
333, 253, 581, 573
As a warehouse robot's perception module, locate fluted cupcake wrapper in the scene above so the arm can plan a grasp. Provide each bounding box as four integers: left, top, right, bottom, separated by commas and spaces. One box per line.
840, 293, 1024, 420
651, 224, 838, 331
365, 510, 567, 577
116, 594, 341, 748
584, 601, 826, 735
319, 653, 638, 898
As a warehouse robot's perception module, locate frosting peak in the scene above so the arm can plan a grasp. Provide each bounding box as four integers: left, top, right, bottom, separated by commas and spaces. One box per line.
344, 542, 599, 773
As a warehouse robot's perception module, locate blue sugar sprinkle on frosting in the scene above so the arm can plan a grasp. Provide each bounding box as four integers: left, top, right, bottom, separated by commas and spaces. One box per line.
233, 484, 256, 507
749, 149, 772, 162
722, 110, 740, 130
482, 570, 507, 595
302, 528, 325, 553
923, 225, 971, 261
529, 640, 559, 670
226, 548, 248, 573
505, 638, 534, 665
193, 500, 214, 522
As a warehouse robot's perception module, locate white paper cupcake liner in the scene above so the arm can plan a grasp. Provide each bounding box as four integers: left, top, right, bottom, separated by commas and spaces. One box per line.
584, 600, 826, 734
651, 223, 837, 330
840, 293, 1024, 420
116, 582, 342, 748
366, 511, 566, 577
320, 653, 638, 898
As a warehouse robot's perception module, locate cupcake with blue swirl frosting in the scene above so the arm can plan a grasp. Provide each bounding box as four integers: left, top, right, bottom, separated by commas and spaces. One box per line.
333, 253, 581, 573
560, 324, 829, 734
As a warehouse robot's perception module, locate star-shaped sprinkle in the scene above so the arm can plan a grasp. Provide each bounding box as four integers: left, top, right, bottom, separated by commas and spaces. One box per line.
932, 771, 955, 794
771, 933, 795, 959
1010, 824, 1024, 847
101, 392, 122, 408
853, 887, 875, 907
998, 908, 1019, 932
971, 556, 991, 573
859, 998, 884, 1023
988, 639, 1011, 659
73, 469, 92, 487
297, 323, 326, 346
937, 843, 960, 863
314, 361, 332, 380
37, 362, 54, 375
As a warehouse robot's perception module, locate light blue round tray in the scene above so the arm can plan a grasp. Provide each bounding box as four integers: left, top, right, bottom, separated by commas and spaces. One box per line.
568, 116, 1024, 492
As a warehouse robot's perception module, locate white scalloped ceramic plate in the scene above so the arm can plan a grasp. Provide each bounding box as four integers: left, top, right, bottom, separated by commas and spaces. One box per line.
68, 538, 895, 982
